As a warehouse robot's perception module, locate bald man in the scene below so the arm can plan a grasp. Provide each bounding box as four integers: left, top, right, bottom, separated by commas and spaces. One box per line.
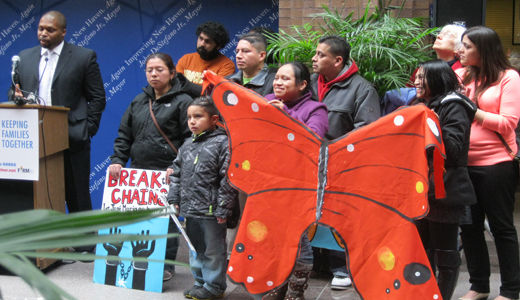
9, 11, 106, 214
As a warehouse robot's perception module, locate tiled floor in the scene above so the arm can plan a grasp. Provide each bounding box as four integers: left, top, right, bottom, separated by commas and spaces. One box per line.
0, 201, 518, 300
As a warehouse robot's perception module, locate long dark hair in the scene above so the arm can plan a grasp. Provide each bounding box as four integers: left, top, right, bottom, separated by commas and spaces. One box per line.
282, 61, 311, 94
145, 53, 175, 74
196, 21, 230, 49
419, 59, 462, 102
461, 26, 512, 99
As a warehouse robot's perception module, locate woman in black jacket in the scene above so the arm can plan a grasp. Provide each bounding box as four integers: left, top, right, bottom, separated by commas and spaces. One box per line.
414, 59, 477, 300
109, 53, 194, 172
108, 52, 194, 281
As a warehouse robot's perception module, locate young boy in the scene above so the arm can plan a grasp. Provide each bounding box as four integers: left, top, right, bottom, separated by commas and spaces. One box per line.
167, 96, 237, 300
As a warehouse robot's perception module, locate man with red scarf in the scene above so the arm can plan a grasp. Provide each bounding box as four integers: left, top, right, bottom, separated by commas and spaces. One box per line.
311, 35, 380, 140
310, 35, 381, 290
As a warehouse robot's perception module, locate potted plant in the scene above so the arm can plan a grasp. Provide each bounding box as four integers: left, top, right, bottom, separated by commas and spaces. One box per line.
266, 1, 438, 96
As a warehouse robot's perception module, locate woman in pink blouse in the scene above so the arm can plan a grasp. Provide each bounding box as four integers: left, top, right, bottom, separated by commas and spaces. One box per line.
457, 26, 520, 300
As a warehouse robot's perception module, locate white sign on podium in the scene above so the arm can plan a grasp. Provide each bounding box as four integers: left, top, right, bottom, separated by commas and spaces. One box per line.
0, 108, 39, 180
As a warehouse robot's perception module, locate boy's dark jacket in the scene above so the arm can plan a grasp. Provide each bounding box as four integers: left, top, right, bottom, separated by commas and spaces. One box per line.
167, 127, 237, 219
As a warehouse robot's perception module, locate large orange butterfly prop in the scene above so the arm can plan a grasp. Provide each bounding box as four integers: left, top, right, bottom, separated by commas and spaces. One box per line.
204, 71, 446, 299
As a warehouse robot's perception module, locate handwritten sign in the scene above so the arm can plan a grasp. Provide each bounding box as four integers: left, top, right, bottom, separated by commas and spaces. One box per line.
93, 168, 170, 293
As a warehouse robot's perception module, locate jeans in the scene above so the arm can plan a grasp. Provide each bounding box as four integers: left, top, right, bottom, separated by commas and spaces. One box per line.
460, 161, 520, 299
296, 231, 313, 265
186, 217, 228, 295
329, 250, 348, 277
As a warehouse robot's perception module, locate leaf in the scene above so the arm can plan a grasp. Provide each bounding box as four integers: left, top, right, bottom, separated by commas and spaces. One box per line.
267, 2, 438, 95
0, 253, 75, 300
0, 209, 176, 300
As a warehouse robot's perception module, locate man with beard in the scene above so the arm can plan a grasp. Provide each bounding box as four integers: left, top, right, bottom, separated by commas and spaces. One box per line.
176, 21, 235, 85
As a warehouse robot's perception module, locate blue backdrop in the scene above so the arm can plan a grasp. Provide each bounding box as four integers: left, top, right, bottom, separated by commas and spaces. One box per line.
0, 0, 278, 209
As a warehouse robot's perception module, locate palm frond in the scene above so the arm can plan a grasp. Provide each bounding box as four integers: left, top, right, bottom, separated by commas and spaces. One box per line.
267, 2, 438, 95
0, 208, 172, 300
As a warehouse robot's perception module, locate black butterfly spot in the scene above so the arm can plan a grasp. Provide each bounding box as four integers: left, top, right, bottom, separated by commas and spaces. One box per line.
248, 255, 253, 260
235, 243, 245, 253
235, 163, 239, 168
386, 288, 390, 294
223, 91, 239, 106
403, 262, 431, 285
393, 279, 400, 290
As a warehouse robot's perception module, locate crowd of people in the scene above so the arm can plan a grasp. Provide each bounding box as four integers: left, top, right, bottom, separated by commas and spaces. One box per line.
8, 9, 520, 300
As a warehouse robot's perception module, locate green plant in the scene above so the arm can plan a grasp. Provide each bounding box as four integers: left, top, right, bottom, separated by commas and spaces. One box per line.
265, 1, 438, 96
0, 209, 179, 300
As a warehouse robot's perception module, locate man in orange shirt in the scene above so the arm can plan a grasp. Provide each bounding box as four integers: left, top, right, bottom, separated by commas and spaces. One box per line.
177, 21, 235, 85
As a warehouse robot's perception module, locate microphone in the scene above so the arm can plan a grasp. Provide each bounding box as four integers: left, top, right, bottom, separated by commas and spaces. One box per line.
11, 55, 20, 78
10, 55, 26, 105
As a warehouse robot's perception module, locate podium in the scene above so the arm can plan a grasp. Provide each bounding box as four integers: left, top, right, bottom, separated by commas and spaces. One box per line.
0, 103, 69, 269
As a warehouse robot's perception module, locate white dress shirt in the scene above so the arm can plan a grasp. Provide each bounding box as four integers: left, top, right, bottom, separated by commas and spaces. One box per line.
39, 41, 64, 106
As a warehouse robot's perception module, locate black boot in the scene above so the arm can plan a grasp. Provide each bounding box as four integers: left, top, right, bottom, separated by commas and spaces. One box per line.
435, 249, 461, 300
425, 248, 436, 274
263, 283, 288, 300
284, 262, 313, 300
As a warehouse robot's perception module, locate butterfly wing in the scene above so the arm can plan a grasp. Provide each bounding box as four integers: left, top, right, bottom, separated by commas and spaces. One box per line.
323, 105, 445, 299
205, 71, 446, 298
205, 71, 322, 294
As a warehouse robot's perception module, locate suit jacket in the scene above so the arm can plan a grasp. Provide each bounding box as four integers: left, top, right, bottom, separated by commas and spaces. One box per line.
9, 42, 106, 150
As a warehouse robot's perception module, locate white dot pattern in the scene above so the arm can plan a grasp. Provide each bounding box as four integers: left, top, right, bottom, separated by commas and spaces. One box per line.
394, 115, 404, 126
287, 133, 295, 141
251, 103, 259, 112
227, 93, 239, 105
427, 118, 440, 137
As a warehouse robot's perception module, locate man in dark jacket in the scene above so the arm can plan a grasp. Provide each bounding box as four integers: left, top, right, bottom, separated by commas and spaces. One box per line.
226, 32, 276, 261
9, 11, 106, 213
228, 33, 276, 96
311, 35, 380, 140
310, 35, 381, 290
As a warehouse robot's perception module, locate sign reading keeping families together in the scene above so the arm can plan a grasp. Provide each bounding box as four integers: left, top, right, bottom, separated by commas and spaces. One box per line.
93, 167, 170, 293
0, 108, 38, 180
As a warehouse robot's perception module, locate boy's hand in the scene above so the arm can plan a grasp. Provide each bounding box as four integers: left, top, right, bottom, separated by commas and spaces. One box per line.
216, 217, 226, 224
165, 168, 174, 184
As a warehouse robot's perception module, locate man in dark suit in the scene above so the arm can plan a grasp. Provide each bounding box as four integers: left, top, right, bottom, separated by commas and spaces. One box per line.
9, 11, 106, 213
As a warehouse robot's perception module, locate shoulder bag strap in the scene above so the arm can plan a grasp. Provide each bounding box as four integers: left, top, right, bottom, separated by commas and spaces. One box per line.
474, 93, 516, 160
148, 98, 178, 154
495, 131, 517, 159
